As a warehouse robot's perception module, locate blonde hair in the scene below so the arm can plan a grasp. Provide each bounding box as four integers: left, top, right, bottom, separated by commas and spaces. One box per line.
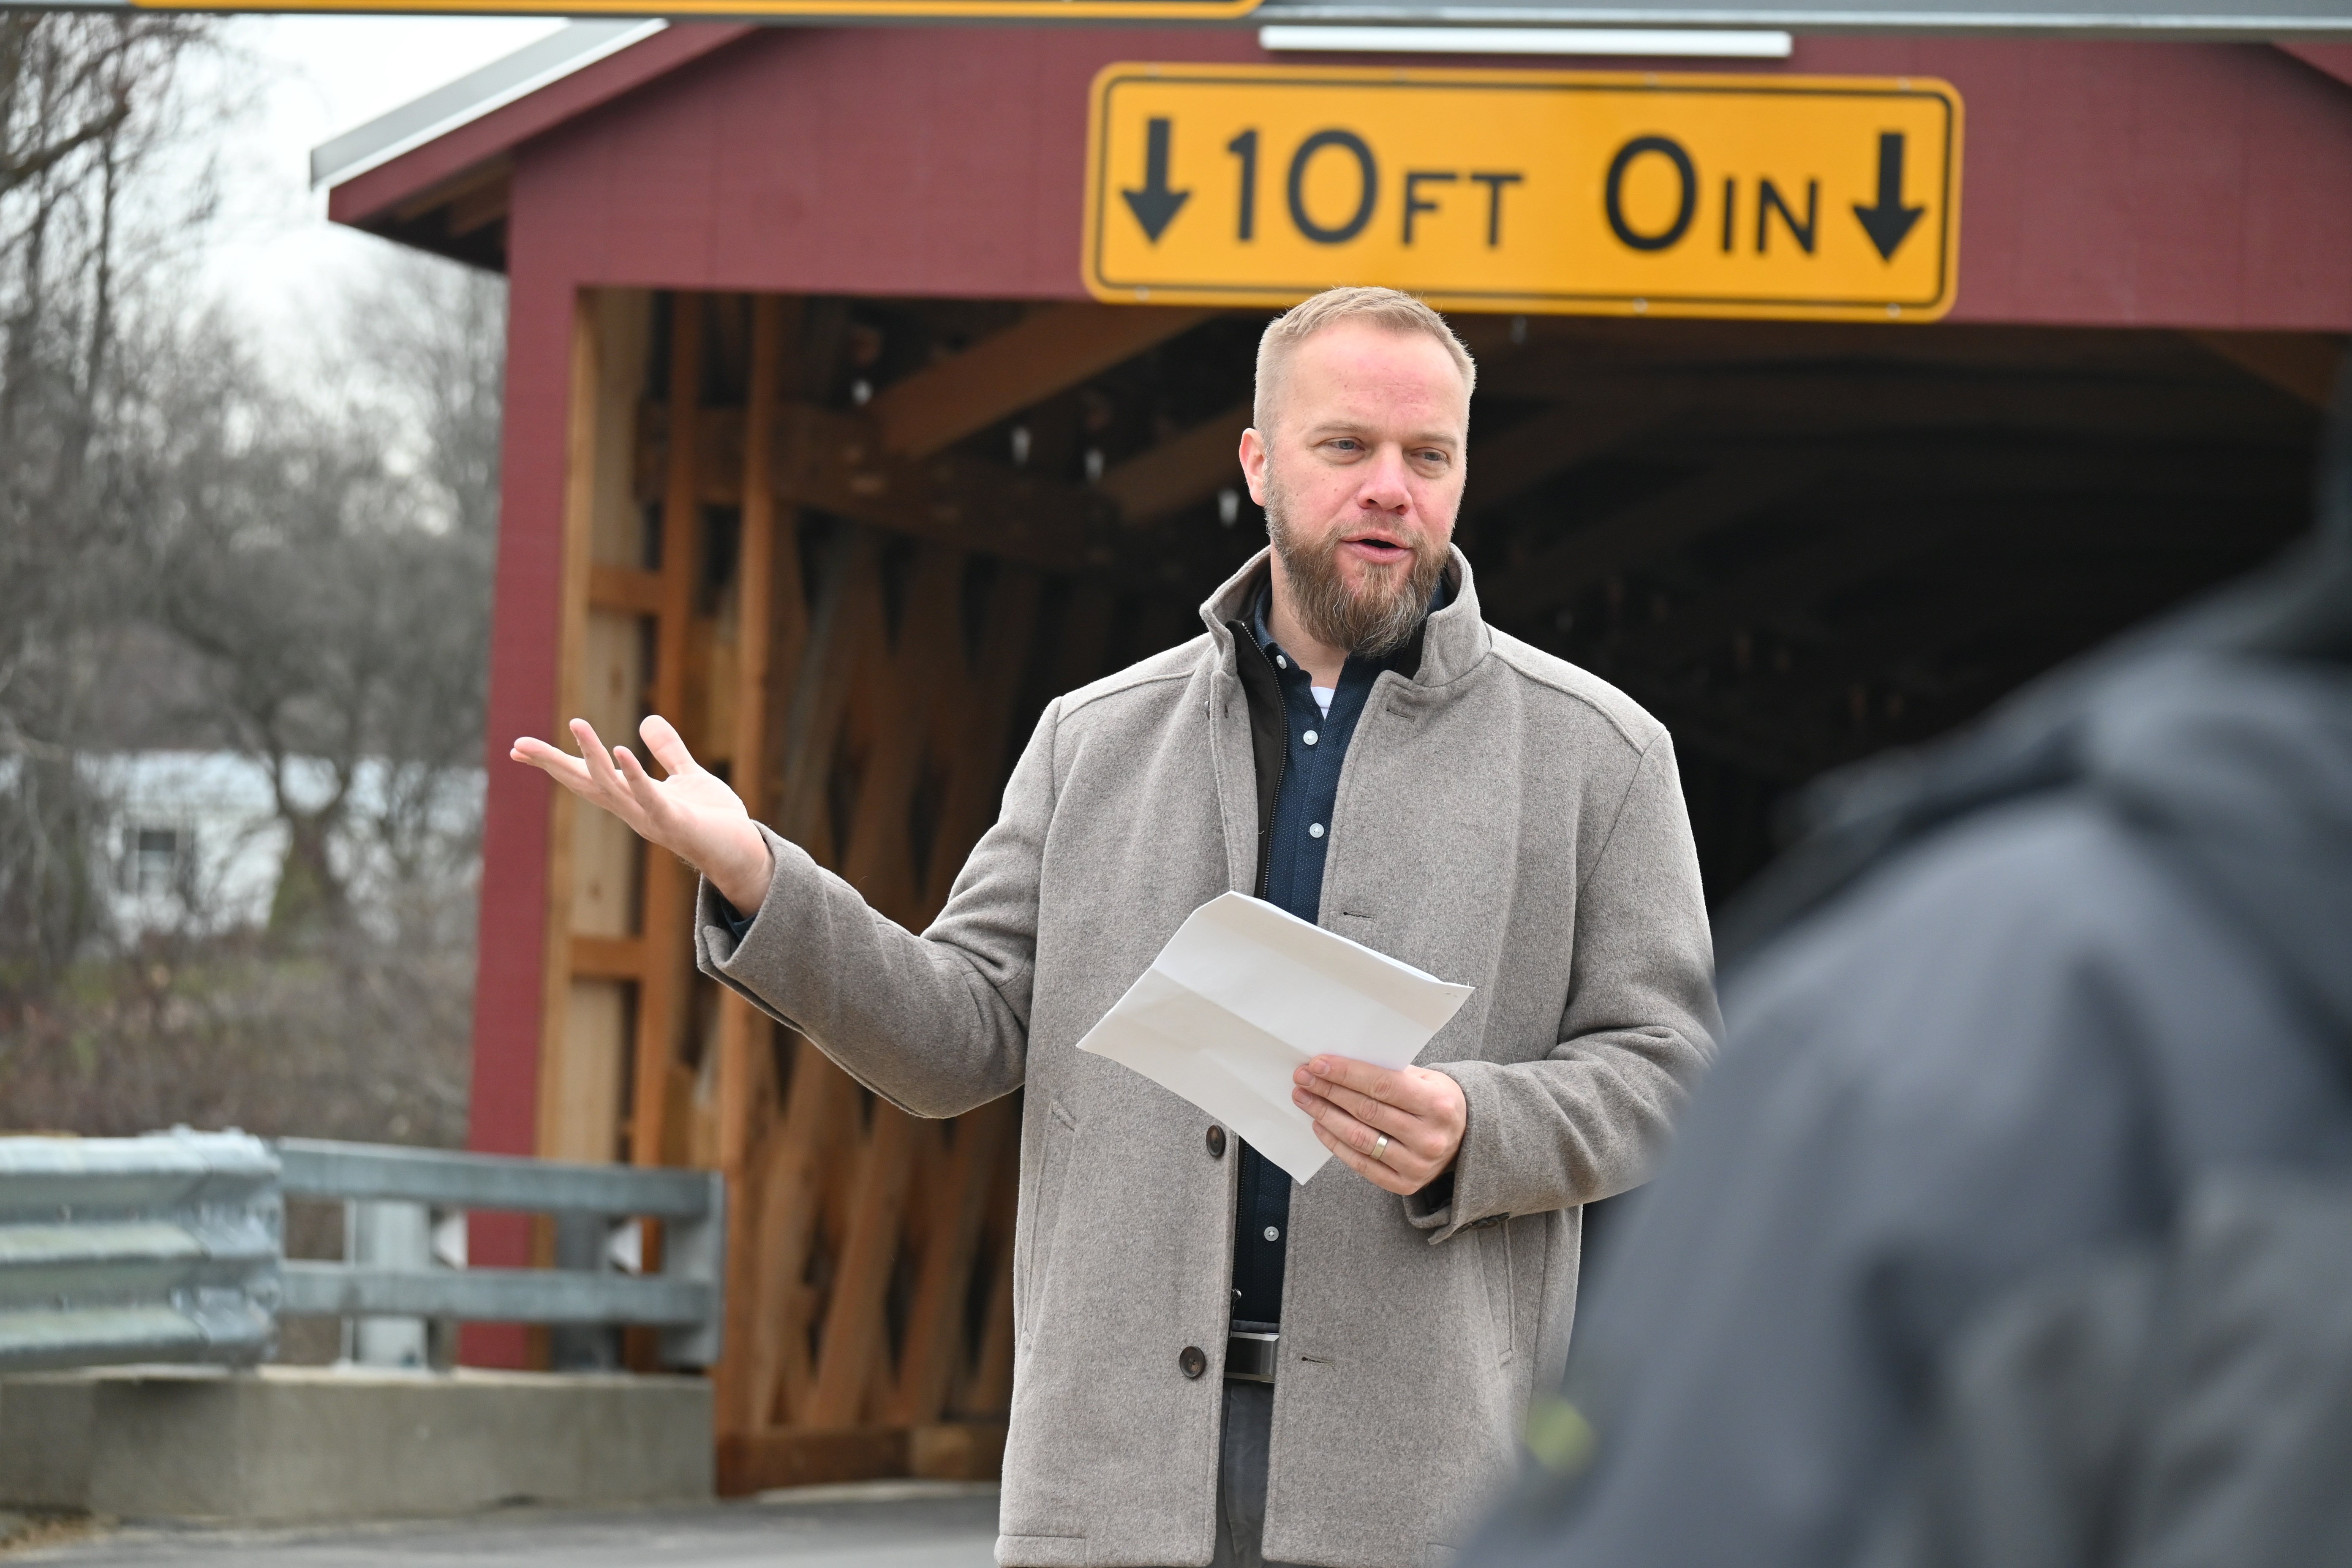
1252, 286, 1477, 433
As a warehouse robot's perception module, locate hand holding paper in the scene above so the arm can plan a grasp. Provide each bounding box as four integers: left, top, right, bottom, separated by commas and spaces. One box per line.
1074, 892, 1474, 1185
1292, 1054, 1469, 1196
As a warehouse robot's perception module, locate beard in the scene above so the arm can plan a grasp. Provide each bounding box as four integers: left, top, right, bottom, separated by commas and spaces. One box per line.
1265, 483, 1448, 660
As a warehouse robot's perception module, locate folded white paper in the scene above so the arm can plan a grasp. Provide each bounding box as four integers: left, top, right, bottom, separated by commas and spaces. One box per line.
1075, 891, 1474, 1184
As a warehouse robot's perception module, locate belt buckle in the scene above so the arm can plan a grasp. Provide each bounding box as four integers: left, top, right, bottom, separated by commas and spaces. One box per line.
1226, 1329, 1278, 1384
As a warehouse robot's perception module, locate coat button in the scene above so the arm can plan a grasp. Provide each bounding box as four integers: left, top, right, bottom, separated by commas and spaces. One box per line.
1179, 1345, 1208, 1379
1206, 1125, 1227, 1158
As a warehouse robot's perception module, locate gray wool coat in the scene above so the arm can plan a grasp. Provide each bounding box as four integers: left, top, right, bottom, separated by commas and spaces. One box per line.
696, 547, 1720, 1568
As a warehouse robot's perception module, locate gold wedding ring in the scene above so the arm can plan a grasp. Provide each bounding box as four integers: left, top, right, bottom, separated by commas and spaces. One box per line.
1371, 1133, 1390, 1162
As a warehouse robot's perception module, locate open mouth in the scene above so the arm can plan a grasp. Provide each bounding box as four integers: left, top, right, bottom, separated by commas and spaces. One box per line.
1342, 533, 1414, 564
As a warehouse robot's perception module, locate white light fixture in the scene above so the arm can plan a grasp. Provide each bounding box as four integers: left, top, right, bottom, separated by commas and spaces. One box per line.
1257, 25, 1794, 57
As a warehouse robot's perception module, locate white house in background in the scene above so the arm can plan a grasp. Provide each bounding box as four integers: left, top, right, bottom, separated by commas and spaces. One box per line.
96, 752, 283, 935
90, 752, 485, 940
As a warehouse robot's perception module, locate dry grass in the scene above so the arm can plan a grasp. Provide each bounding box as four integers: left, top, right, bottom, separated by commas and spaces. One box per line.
0, 911, 475, 1365
0, 1510, 103, 1556
0, 934, 471, 1147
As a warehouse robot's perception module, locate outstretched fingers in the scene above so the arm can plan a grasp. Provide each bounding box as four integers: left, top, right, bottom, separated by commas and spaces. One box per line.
610, 743, 675, 833
549, 720, 655, 838
514, 721, 689, 851
570, 721, 638, 817
509, 735, 593, 792
639, 713, 700, 779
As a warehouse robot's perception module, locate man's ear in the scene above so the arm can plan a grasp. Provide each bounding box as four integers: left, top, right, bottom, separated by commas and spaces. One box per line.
1239, 426, 1271, 506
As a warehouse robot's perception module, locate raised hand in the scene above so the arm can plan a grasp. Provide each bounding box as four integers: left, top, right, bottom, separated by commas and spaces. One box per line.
509, 715, 775, 914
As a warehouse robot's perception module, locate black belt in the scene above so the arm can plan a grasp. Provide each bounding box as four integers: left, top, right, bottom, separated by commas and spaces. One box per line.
1227, 1328, 1278, 1383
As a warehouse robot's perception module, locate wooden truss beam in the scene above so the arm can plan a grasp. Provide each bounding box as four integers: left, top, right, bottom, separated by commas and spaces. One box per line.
1637, 524, 2265, 776
1485, 433, 2305, 627
1483, 457, 1829, 622
640, 402, 1118, 575
1610, 499, 2249, 680
1619, 517, 1964, 671
1630, 578, 2083, 780
1480, 366, 2313, 447
1754, 440, 2309, 501
547, 291, 1085, 1466
1480, 315, 2246, 384
776, 405, 1112, 568
868, 303, 1215, 458
1099, 401, 1252, 526
711, 295, 792, 1435
1465, 393, 1693, 517
2181, 329, 2347, 408
392, 156, 511, 226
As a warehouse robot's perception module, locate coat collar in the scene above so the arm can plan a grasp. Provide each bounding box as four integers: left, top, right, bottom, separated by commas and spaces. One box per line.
1197, 544, 1492, 689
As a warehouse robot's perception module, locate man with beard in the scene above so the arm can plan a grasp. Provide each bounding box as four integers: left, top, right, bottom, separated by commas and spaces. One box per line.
511, 286, 1718, 1568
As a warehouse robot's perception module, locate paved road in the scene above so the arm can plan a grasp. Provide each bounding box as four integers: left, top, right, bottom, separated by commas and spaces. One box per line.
11, 1484, 1001, 1567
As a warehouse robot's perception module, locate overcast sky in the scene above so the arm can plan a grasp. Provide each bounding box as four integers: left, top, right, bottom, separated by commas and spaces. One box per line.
201, 15, 566, 342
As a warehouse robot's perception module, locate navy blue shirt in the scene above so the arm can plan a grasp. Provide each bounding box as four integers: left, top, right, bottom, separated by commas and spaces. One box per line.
1228, 575, 1448, 1328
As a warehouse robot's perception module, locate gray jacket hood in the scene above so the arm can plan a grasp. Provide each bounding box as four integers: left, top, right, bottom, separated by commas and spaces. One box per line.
2086, 654, 2352, 1041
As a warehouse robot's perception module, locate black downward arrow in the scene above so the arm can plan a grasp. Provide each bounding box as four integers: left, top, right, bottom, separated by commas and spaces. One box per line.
1852, 131, 1925, 261
1122, 118, 1190, 243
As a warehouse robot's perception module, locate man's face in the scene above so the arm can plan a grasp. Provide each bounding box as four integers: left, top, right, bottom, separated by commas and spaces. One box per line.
1240, 321, 1469, 656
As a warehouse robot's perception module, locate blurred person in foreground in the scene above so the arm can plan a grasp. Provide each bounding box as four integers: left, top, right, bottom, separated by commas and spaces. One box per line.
1472, 382, 2352, 1568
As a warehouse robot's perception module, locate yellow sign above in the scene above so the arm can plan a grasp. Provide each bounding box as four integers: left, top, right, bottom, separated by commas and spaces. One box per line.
139, 0, 1256, 20
1083, 65, 1962, 321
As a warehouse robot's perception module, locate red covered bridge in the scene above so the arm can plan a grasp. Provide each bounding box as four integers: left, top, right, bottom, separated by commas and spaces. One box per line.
324, 21, 2351, 1490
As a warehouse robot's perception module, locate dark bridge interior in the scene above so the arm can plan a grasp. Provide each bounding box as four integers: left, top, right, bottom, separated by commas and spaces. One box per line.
767, 298, 2331, 904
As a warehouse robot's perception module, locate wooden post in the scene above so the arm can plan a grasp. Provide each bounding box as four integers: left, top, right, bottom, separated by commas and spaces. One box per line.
540, 289, 655, 1177
631, 296, 706, 1174
713, 296, 794, 1438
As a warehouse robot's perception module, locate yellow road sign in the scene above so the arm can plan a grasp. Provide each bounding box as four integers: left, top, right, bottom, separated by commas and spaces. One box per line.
137, 0, 1256, 19
1083, 64, 1962, 321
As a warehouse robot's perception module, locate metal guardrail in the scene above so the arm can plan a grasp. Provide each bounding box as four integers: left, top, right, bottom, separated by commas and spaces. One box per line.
0, 1130, 724, 1374
278, 1138, 724, 1368
0, 1130, 280, 1373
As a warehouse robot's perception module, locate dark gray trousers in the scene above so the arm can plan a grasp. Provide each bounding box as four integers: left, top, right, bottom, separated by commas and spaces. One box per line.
1211, 1380, 1309, 1568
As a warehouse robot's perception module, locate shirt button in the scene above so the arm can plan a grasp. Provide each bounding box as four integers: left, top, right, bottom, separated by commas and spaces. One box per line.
1179, 1345, 1208, 1379
1263, 1226, 1280, 1242
1275, 655, 1288, 670
1309, 823, 1325, 839
1206, 1125, 1227, 1159
1303, 730, 1319, 746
